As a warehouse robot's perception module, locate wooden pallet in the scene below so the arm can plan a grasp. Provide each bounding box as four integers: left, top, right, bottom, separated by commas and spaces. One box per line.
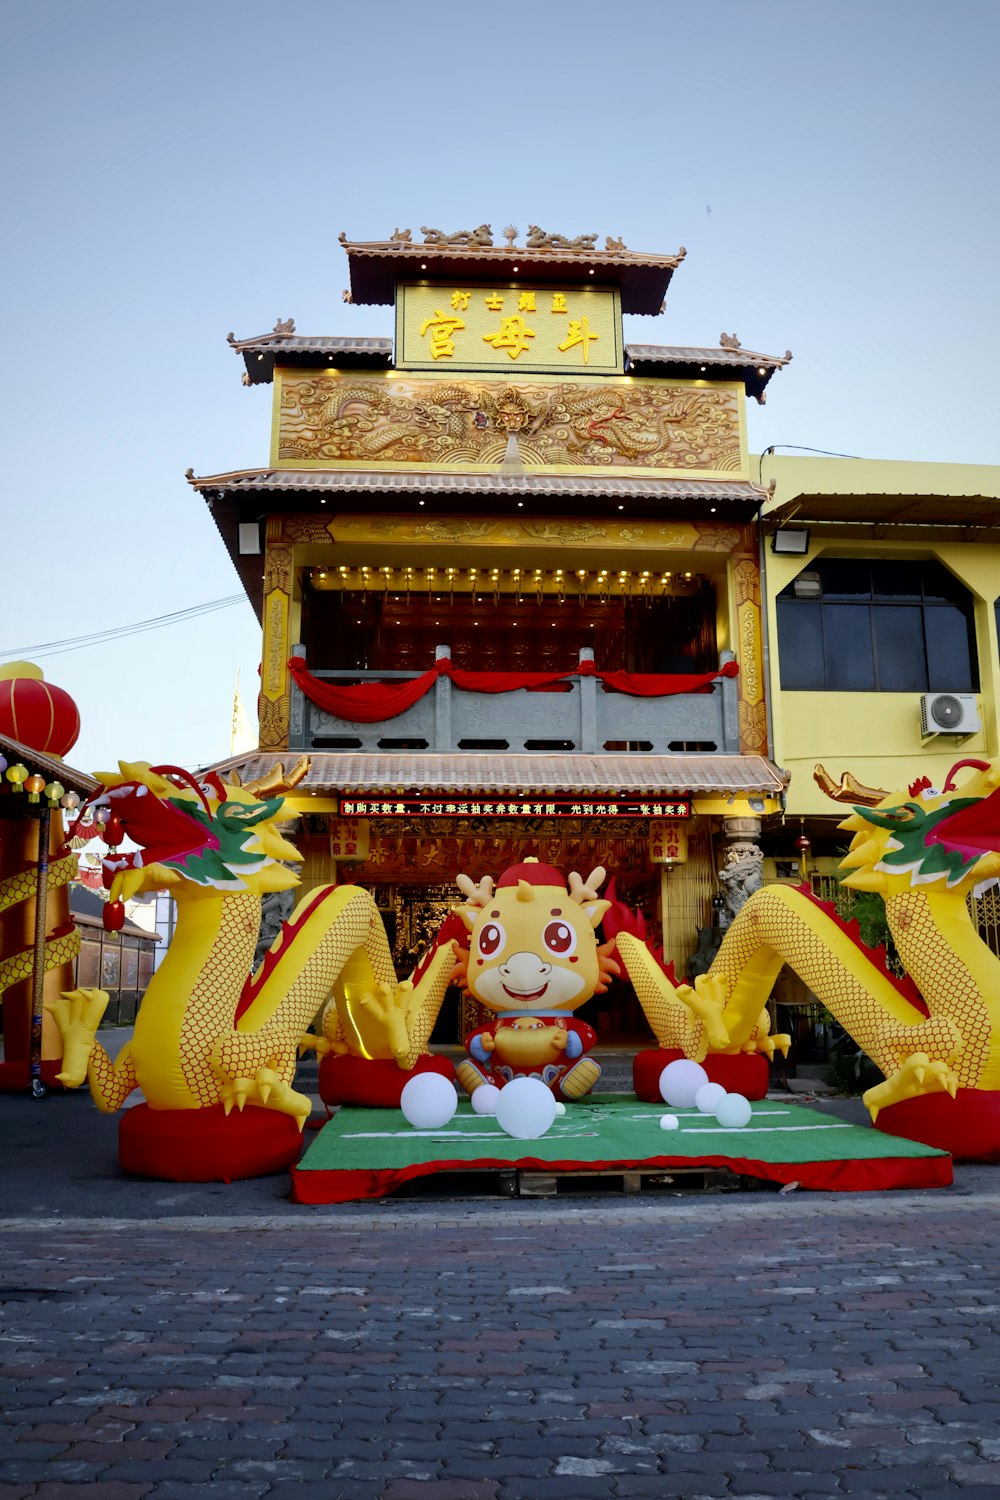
388, 1162, 757, 1200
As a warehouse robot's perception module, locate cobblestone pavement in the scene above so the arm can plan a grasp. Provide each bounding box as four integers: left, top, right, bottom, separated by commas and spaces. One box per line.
2, 1182, 1000, 1499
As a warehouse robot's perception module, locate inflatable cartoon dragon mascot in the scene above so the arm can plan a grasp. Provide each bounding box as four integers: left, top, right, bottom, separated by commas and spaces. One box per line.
452, 857, 620, 1100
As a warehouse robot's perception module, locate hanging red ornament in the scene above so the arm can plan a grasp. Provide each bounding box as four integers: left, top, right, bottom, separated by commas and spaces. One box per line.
103, 899, 126, 932
102, 813, 125, 846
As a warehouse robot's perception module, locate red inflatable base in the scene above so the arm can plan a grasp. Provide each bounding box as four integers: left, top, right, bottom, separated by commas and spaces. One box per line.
318, 1053, 456, 1109
633, 1049, 770, 1104
118, 1103, 304, 1181
873, 1088, 1000, 1163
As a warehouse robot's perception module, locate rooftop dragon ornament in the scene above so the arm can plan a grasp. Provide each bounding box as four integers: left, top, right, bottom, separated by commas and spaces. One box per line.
44, 762, 458, 1178
616, 758, 1000, 1160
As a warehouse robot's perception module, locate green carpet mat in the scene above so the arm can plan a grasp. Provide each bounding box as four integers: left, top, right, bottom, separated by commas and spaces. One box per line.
292, 1095, 951, 1201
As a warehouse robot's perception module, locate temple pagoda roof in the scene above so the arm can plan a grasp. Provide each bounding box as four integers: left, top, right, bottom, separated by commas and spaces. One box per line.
338, 229, 685, 315
228, 328, 791, 402
189, 466, 769, 618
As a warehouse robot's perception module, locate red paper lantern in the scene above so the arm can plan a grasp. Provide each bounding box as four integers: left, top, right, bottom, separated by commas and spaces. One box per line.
103, 899, 126, 932
0, 661, 80, 757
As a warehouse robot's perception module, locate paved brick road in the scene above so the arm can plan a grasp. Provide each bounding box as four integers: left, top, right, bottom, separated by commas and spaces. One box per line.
2, 1185, 999, 1499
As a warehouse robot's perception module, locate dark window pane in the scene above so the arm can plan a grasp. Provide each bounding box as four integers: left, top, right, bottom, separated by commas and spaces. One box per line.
927, 605, 976, 691
777, 599, 824, 688
122, 947, 139, 988
77, 939, 100, 987
919, 561, 966, 604
870, 560, 921, 600
101, 947, 120, 988
824, 605, 875, 689
816, 560, 872, 599
874, 605, 927, 690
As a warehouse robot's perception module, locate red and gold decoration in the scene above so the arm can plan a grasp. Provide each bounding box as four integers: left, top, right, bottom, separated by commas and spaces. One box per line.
0, 660, 86, 1093
0, 661, 81, 758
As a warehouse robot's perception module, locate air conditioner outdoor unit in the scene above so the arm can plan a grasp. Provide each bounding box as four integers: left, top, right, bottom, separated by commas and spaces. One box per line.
920, 692, 980, 735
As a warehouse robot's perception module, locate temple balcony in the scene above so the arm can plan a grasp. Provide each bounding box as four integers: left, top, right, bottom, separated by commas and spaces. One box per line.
287, 646, 741, 756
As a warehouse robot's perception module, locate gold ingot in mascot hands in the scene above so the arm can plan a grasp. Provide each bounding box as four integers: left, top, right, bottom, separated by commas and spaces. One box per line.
491, 1017, 567, 1068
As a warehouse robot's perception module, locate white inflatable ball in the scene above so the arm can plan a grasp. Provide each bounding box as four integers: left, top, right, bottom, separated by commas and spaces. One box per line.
399, 1073, 458, 1130
554, 1101, 567, 1116
659, 1059, 709, 1108
695, 1081, 727, 1114
715, 1092, 753, 1129
659, 1114, 680, 1131
470, 1083, 501, 1116
495, 1077, 557, 1140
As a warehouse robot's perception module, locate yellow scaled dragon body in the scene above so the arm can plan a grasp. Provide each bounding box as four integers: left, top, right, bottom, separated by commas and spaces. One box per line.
45, 762, 457, 1158
615, 758, 1000, 1158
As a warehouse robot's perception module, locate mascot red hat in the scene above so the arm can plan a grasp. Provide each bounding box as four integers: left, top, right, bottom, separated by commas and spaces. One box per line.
496, 860, 567, 890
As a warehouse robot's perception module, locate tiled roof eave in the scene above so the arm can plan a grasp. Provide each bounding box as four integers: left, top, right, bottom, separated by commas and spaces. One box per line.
0, 731, 98, 796
626, 343, 792, 370
204, 750, 787, 798
189, 468, 768, 504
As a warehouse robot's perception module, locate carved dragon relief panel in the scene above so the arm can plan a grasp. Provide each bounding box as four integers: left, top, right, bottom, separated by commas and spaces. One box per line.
275, 373, 743, 475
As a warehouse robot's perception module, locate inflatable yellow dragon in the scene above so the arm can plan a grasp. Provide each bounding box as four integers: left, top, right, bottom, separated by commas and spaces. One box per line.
616, 757, 1000, 1156
44, 761, 457, 1136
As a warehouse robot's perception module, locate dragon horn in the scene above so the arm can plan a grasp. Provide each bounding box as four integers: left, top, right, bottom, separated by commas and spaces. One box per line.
814, 763, 888, 808
241, 755, 312, 799
456, 874, 494, 906
568, 866, 607, 903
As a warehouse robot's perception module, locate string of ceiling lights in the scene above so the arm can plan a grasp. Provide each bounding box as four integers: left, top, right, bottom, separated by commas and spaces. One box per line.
308, 565, 701, 601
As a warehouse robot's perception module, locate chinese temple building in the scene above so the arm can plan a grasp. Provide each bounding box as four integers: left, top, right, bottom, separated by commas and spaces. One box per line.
191, 225, 793, 1043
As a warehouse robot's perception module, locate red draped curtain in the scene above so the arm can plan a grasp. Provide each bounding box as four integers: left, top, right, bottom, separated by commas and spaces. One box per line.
287, 655, 738, 724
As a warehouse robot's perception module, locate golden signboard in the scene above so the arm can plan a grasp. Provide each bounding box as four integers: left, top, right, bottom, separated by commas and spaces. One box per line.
396, 282, 623, 374
274, 371, 744, 477
329, 818, 370, 863
649, 821, 688, 864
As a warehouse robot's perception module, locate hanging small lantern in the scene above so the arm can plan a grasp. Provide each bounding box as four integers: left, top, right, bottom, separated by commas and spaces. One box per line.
103, 898, 126, 933
6, 762, 29, 793
94, 806, 111, 826
24, 773, 46, 804
102, 812, 125, 846
60, 790, 80, 811
0, 754, 7, 775
795, 829, 812, 883
44, 780, 65, 807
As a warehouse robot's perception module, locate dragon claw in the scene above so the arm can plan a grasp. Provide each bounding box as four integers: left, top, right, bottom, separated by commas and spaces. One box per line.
44, 988, 110, 1087
675, 974, 730, 1051
863, 1052, 960, 1120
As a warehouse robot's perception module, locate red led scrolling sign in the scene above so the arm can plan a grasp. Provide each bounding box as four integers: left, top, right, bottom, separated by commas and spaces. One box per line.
338, 798, 691, 818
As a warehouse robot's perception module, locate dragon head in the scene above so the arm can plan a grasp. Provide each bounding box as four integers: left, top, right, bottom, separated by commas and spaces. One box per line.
71, 760, 305, 904
818, 759, 1000, 896
453, 857, 618, 1015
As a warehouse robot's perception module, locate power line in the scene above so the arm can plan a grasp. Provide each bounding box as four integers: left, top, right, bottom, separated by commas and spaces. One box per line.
1, 595, 249, 661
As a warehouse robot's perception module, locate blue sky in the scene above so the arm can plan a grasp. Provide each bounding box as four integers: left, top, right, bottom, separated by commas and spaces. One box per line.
2, 0, 997, 775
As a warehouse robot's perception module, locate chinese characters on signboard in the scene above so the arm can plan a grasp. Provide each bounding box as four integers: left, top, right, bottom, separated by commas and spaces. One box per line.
397, 282, 623, 374
339, 799, 691, 818
648, 820, 689, 864
328, 817, 370, 862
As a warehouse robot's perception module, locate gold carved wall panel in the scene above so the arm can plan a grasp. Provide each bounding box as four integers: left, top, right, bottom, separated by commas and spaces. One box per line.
274, 371, 744, 477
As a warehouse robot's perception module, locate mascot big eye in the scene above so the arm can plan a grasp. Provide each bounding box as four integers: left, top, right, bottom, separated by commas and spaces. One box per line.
452, 857, 620, 1101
